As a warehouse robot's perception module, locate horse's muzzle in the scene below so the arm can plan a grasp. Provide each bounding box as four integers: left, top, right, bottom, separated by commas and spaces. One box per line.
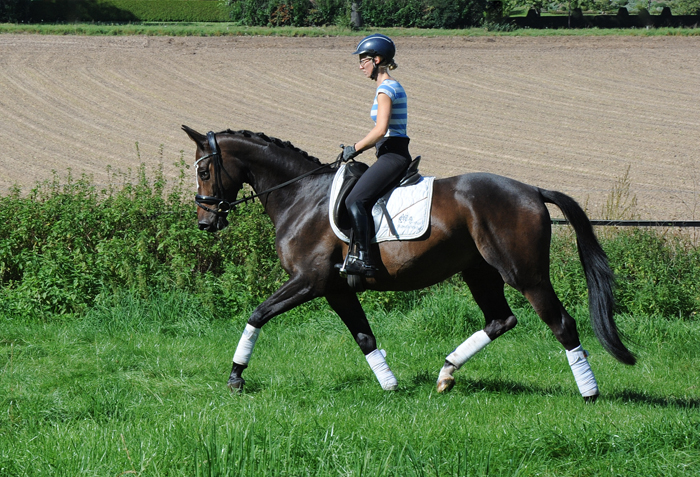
199, 216, 229, 232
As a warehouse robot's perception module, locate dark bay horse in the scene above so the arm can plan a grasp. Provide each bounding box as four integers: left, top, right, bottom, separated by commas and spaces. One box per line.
183, 125, 635, 401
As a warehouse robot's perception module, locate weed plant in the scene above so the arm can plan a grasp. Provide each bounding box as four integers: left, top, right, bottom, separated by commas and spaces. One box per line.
2, 162, 700, 322
0, 160, 285, 321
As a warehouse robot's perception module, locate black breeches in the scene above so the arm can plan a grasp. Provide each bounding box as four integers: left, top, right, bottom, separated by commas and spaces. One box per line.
345, 141, 411, 212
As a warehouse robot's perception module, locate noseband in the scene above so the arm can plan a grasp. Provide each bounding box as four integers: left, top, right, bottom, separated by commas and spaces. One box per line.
194, 132, 345, 218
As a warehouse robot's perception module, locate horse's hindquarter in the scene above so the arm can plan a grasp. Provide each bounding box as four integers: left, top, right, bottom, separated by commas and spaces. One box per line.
371, 173, 552, 291
455, 173, 552, 288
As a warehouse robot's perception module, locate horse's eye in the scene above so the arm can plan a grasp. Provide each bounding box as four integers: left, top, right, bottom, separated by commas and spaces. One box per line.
199, 170, 210, 181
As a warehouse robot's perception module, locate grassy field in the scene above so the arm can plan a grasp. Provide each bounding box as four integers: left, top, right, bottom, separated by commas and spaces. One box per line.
1, 22, 700, 36
2, 284, 698, 475
1, 164, 699, 474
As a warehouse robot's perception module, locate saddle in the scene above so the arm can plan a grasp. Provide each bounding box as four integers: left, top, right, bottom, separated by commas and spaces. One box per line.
333, 156, 422, 231
329, 157, 434, 245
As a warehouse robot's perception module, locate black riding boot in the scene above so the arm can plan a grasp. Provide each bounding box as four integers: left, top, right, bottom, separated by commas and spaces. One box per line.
345, 201, 377, 277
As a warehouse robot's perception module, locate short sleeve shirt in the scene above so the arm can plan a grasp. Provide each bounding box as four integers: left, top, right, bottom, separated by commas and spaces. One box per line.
370, 79, 408, 138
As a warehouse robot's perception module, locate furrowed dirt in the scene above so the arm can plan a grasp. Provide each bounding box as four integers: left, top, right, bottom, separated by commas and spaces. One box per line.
1, 34, 698, 219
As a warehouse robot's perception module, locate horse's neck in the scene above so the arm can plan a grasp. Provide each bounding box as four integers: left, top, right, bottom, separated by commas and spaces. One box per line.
246, 149, 317, 194
235, 141, 328, 225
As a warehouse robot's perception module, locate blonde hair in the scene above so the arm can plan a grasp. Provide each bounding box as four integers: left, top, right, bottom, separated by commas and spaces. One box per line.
379, 58, 398, 71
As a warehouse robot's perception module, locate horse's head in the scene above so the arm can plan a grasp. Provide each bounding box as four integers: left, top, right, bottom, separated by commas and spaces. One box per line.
182, 125, 243, 232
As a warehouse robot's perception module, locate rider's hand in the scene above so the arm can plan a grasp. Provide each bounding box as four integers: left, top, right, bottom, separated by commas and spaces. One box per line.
343, 144, 359, 162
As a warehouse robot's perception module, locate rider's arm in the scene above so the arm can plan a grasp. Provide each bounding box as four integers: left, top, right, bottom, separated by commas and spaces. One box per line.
354, 92, 392, 153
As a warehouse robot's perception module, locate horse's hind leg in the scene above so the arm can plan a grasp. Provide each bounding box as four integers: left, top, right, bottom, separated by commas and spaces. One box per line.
437, 264, 517, 393
326, 292, 398, 391
523, 283, 599, 401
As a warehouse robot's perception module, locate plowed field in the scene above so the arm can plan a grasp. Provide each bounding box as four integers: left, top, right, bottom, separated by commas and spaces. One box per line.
1, 34, 699, 219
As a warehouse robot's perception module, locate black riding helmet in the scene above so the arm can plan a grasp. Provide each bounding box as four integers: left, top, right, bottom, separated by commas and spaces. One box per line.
353, 34, 396, 81
352, 33, 396, 63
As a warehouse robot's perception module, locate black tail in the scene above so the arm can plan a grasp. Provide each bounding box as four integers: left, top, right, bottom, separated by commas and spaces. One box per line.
540, 189, 636, 365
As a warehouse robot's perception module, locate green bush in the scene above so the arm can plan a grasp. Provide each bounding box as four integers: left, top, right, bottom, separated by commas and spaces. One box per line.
0, 160, 284, 321
504, 0, 700, 15
26, 0, 229, 23
358, 0, 489, 28
220, 0, 490, 27
549, 228, 700, 320
222, 0, 345, 26
2, 162, 699, 323
0, 0, 31, 22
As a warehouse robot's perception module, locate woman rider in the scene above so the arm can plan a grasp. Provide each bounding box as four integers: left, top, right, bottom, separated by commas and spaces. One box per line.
341, 33, 412, 277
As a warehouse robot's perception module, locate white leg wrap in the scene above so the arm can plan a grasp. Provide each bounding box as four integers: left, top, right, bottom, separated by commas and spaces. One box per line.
566, 345, 599, 397
446, 330, 492, 370
233, 324, 261, 366
366, 349, 398, 391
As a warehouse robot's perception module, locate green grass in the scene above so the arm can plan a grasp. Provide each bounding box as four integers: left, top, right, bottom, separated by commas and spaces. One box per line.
2, 287, 698, 475
1, 22, 700, 36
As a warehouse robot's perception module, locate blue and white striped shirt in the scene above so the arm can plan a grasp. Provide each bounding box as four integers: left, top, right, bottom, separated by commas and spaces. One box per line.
370, 79, 408, 138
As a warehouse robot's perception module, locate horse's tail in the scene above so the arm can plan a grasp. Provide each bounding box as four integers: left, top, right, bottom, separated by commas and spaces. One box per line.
540, 189, 636, 365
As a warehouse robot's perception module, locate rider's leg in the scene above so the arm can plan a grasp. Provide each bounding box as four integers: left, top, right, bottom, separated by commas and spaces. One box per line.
345, 201, 377, 276
343, 152, 410, 276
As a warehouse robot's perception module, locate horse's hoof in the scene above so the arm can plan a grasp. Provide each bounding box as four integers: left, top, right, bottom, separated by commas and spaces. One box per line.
583, 393, 599, 403
437, 376, 455, 393
227, 377, 245, 393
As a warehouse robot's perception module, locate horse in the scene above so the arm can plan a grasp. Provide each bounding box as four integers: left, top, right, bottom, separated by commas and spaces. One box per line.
182, 125, 635, 401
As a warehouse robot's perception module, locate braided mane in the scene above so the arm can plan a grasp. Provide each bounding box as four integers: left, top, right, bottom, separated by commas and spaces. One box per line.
220, 129, 323, 166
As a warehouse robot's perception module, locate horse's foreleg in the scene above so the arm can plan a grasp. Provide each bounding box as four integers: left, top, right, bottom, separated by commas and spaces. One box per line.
437, 266, 517, 393
326, 293, 398, 391
228, 277, 317, 392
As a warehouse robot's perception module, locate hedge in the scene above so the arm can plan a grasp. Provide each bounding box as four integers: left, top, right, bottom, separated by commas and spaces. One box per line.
25, 0, 230, 23
5, 0, 492, 27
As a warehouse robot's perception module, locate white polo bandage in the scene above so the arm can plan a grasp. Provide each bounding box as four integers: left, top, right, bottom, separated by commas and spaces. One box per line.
366, 349, 398, 391
232, 324, 261, 366
446, 330, 492, 370
566, 345, 599, 397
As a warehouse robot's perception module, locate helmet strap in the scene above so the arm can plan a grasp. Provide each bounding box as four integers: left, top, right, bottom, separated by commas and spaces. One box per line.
370, 61, 379, 81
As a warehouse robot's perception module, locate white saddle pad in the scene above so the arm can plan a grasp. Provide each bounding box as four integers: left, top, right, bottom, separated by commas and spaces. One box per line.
329, 163, 435, 243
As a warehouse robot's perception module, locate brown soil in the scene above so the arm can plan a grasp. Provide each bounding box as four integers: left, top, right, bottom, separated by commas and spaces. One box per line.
1, 34, 699, 219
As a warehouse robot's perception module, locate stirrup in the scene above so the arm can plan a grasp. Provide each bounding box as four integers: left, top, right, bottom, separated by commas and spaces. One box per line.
343, 254, 377, 277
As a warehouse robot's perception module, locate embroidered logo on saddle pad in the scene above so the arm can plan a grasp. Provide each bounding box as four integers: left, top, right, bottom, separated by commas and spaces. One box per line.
329, 163, 435, 243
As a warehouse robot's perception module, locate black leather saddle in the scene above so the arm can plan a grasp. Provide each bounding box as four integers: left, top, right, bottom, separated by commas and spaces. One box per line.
333, 156, 422, 231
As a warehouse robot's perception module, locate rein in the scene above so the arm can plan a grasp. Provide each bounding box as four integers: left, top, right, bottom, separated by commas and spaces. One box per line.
195, 131, 344, 217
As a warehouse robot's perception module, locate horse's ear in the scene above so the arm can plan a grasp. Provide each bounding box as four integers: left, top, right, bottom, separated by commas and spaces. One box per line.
182, 125, 206, 146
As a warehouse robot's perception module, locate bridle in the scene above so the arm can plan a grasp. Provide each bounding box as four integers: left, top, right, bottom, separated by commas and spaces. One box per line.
194, 131, 238, 217
194, 131, 345, 218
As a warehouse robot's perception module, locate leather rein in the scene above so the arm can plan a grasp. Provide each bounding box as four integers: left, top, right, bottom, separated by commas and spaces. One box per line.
194, 131, 344, 217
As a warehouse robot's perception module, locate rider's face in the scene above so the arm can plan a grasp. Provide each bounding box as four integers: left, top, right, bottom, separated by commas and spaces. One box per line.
359, 55, 377, 78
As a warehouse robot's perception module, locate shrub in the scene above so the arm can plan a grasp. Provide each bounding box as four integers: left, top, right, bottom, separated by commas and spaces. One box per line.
0, 160, 283, 321
26, 0, 229, 23
219, 0, 490, 27
2, 161, 699, 323
0, 0, 31, 22
549, 227, 700, 320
